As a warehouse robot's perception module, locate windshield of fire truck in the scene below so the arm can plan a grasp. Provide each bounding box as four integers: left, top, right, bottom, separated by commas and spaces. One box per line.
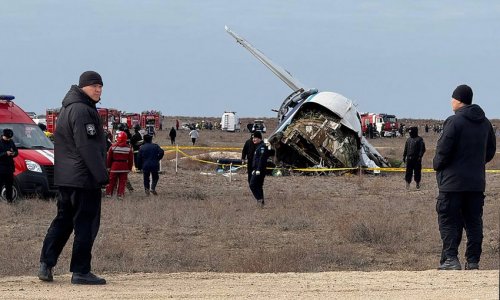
383, 116, 397, 123
0, 123, 53, 149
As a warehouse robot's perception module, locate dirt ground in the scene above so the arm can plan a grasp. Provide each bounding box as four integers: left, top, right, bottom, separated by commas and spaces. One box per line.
0, 270, 498, 299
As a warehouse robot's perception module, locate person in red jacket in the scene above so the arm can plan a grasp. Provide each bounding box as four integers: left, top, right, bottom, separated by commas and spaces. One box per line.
105, 131, 133, 198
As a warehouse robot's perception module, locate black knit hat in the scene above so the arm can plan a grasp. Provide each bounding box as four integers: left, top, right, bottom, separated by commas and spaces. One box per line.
2, 128, 13, 138
253, 131, 262, 139
79, 71, 103, 88
452, 84, 473, 105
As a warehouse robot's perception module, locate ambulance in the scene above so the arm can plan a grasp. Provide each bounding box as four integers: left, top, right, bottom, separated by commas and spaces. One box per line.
0, 95, 57, 201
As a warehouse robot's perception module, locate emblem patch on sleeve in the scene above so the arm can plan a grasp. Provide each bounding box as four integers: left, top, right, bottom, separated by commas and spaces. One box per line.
86, 123, 97, 137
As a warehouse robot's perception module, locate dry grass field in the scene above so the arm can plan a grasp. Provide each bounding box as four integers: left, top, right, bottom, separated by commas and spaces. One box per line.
0, 116, 498, 298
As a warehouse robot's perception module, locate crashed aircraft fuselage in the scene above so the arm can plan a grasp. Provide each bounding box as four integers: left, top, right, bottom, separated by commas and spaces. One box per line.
225, 26, 388, 170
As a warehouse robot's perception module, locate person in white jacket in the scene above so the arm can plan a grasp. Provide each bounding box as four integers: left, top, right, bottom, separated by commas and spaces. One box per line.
189, 129, 199, 145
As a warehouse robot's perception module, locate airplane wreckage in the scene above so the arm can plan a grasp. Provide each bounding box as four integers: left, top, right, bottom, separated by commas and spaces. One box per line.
225, 26, 389, 171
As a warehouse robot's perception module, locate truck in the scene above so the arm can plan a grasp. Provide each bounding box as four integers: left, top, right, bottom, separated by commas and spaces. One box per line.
121, 112, 141, 129
221, 111, 240, 132
360, 113, 399, 137
0, 95, 57, 201
141, 110, 162, 132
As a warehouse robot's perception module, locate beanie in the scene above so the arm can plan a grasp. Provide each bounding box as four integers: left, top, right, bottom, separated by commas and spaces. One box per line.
2, 128, 13, 138
79, 71, 103, 88
452, 84, 473, 105
253, 131, 262, 139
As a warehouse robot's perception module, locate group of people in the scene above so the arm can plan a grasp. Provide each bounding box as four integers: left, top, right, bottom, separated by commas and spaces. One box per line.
31, 71, 495, 286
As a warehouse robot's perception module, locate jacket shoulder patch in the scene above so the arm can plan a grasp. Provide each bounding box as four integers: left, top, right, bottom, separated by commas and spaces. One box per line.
86, 123, 97, 137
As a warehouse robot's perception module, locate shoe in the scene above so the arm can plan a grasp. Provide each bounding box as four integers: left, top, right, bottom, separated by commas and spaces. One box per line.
150, 190, 158, 196
465, 262, 479, 270
117, 196, 124, 200
38, 262, 53, 282
257, 199, 265, 208
145, 189, 150, 196
71, 272, 106, 285
416, 183, 420, 190
438, 257, 461, 270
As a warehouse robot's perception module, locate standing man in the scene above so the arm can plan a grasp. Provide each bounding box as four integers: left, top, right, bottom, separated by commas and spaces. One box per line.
130, 124, 143, 171
38, 71, 109, 285
403, 126, 426, 189
433, 84, 496, 270
249, 131, 269, 208
169, 126, 177, 145
241, 133, 256, 184
0, 129, 18, 203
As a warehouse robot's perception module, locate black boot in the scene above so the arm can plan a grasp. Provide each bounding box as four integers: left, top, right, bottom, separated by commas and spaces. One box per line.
71, 272, 106, 285
438, 257, 461, 270
38, 262, 53, 282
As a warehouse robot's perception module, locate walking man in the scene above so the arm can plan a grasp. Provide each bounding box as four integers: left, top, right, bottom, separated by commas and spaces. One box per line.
241, 133, 256, 184
169, 126, 177, 145
189, 128, 199, 145
0, 128, 18, 203
38, 71, 109, 284
433, 84, 496, 270
249, 131, 269, 208
403, 126, 426, 189
138, 134, 164, 195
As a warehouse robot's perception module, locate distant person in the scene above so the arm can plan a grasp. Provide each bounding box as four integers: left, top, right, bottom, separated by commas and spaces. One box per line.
0, 129, 18, 203
169, 127, 177, 145
105, 131, 133, 199
241, 133, 256, 183
130, 124, 143, 171
175, 119, 179, 131
433, 84, 496, 270
38, 71, 108, 285
137, 134, 164, 195
403, 126, 426, 189
189, 129, 199, 145
249, 131, 269, 208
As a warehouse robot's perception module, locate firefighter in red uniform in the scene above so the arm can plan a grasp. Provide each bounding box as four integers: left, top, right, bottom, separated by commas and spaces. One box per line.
105, 131, 133, 198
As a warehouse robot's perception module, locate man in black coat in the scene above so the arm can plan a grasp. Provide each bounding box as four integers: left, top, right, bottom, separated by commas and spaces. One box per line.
433, 84, 496, 271
137, 134, 164, 195
38, 71, 109, 285
249, 131, 269, 208
241, 133, 256, 184
130, 124, 144, 171
0, 128, 18, 203
403, 126, 426, 189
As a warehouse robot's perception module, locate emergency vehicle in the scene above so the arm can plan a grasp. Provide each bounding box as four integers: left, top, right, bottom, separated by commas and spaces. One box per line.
360, 113, 399, 137
141, 110, 162, 134
121, 112, 140, 129
46, 108, 60, 133
0, 95, 57, 201
221, 111, 240, 132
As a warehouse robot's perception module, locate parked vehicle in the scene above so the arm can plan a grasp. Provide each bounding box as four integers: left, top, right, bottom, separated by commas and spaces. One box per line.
360, 113, 399, 137
251, 119, 266, 133
221, 111, 240, 132
0, 95, 57, 201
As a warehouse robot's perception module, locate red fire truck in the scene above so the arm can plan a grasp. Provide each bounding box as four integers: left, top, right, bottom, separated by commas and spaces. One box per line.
46, 108, 60, 133
360, 113, 399, 137
140, 110, 162, 133
121, 112, 140, 129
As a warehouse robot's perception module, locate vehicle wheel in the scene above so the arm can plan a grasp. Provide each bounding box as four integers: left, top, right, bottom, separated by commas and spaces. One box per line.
1, 184, 20, 202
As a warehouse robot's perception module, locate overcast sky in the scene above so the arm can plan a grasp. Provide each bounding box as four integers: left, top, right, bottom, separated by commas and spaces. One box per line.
2, 1, 499, 120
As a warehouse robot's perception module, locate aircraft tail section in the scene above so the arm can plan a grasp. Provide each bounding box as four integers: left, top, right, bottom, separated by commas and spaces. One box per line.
225, 26, 306, 92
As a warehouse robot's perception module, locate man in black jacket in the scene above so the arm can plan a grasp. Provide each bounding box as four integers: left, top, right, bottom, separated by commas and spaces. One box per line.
38, 71, 109, 285
433, 84, 496, 271
241, 133, 256, 184
403, 126, 426, 189
249, 131, 269, 208
0, 128, 18, 203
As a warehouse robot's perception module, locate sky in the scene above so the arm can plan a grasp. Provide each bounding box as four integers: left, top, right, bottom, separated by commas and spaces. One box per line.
2, 1, 499, 120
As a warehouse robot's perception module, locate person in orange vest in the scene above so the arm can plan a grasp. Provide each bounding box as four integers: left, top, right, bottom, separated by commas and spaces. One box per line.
105, 131, 133, 199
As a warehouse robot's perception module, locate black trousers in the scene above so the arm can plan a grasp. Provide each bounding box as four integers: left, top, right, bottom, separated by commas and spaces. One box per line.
133, 152, 140, 170
40, 187, 102, 273
249, 173, 265, 201
143, 170, 159, 191
0, 172, 14, 202
246, 164, 253, 184
405, 158, 422, 184
436, 191, 484, 264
